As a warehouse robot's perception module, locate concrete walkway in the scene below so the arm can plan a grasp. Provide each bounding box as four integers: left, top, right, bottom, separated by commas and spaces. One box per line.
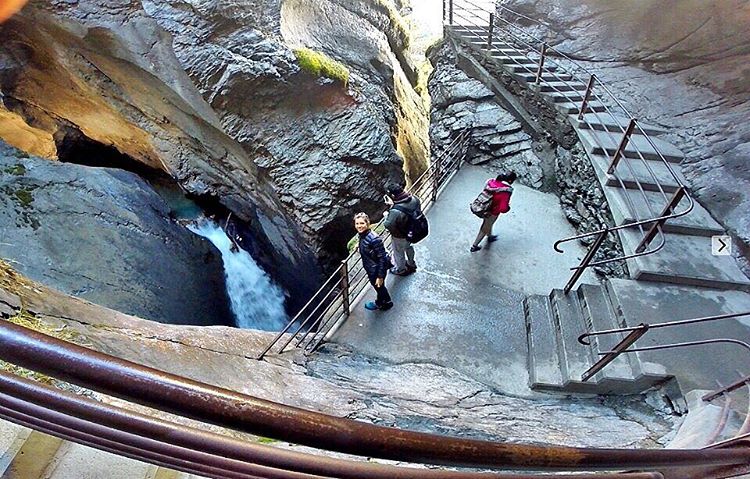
331, 165, 597, 397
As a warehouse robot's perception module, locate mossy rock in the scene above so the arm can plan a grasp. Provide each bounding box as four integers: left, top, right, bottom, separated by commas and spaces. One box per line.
294, 48, 350, 87
4, 164, 26, 176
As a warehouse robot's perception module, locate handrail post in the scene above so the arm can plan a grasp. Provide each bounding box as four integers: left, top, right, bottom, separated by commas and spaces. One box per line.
578, 74, 596, 120
581, 325, 649, 382
340, 259, 350, 317
635, 186, 686, 253
564, 228, 607, 294
486, 13, 494, 49
448, 0, 453, 25
607, 118, 637, 174
432, 156, 439, 202
535, 42, 547, 85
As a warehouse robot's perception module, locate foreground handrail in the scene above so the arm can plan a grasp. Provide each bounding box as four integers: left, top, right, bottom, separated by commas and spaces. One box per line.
1, 320, 748, 471
4, 369, 665, 479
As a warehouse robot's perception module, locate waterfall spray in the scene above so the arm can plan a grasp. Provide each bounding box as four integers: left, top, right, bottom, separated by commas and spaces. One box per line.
188, 219, 287, 331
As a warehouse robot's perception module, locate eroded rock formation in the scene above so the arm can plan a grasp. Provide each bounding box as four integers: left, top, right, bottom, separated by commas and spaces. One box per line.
0, 141, 233, 326
0, 0, 429, 316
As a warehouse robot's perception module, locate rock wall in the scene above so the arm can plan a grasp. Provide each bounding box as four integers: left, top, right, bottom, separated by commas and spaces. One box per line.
499, 0, 750, 273
0, 141, 233, 326
428, 42, 544, 188
0, 0, 430, 314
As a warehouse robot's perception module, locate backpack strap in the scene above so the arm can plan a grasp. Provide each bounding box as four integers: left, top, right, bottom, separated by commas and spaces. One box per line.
392, 204, 414, 216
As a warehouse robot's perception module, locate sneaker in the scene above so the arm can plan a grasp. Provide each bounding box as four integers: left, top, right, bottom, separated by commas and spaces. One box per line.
487, 235, 498, 243
364, 301, 379, 311
406, 263, 417, 273
389, 267, 410, 276
470, 245, 481, 252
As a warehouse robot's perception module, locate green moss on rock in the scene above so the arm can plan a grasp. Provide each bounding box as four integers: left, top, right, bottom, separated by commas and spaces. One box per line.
294, 48, 350, 87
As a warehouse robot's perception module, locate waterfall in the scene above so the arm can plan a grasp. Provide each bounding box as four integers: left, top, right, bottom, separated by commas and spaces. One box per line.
188, 219, 288, 331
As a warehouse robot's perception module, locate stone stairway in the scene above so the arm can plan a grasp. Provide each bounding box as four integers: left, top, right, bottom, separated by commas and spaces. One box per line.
0, 420, 194, 479
449, 19, 750, 398
524, 283, 671, 395
450, 23, 750, 293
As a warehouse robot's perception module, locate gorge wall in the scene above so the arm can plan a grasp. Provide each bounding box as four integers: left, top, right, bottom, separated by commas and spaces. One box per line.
0, 0, 428, 319
500, 0, 750, 272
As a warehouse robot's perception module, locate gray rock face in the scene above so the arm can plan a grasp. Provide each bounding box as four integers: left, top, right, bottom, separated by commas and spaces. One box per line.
141, 0, 417, 263
0, 142, 233, 326
497, 0, 750, 273
0, 0, 427, 303
428, 43, 544, 188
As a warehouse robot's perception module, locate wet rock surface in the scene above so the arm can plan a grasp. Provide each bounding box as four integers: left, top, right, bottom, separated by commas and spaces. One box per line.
428, 43, 544, 188
497, 0, 750, 274
1, 269, 679, 450
0, 142, 233, 326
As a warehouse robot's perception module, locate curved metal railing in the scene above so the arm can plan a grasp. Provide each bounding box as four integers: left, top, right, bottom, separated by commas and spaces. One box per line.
444, 0, 695, 292
1, 320, 749, 478
257, 130, 471, 360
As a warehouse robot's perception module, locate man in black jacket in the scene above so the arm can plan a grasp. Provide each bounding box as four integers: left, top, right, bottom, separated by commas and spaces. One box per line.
383, 183, 420, 276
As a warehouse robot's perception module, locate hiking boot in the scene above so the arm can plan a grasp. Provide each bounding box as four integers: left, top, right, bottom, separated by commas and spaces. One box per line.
470, 244, 481, 252
406, 263, 417, 273
389, 267, 411, 276
487, 235, 498, 243
380, 301, 394, 311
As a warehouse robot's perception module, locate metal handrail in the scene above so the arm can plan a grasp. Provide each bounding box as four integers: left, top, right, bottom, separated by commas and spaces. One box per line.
577, 311, 750, 345
257, 130, 471, 359
446, 0, 695, 291
1, 320, 748, 475
576, 311, 750, 383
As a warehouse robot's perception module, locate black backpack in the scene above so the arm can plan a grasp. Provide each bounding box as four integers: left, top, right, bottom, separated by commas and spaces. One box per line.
392, 205, 429, 243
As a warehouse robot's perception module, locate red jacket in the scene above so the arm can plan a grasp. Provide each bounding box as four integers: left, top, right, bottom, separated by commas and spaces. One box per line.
486, 179, 513, 216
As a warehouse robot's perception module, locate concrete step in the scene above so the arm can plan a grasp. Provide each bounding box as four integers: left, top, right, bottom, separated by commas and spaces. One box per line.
602, 187, 725, 237
606, 278, 750, 393
0, 422, 31, 476
618, 230, 750, 291
539, 81, 588, 93
509, 63, 559, 73
515, 71, 573, 83
574, 113, 668, 136
550, 289, 594, 382
492, 55, 534, 66
555, 100, 607, 115
545, 90, 586, 104
524, 296, 564, 389
576, 284, 638, 382
588, 153, 685, 193
2, 429, 63, 478
578, 128, 684, 163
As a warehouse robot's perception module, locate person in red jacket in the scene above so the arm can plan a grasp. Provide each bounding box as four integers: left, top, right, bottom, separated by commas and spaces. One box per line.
470, 171, 516, 252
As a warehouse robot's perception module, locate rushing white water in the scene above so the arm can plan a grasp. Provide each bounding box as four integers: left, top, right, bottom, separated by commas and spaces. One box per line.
188, 219, 288, 331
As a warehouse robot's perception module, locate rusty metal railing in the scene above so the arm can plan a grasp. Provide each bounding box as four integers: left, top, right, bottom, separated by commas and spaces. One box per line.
257, 130, 471, 360
576, 310, 750, 384
2, 319, 750, 478
444, 0, 695, 293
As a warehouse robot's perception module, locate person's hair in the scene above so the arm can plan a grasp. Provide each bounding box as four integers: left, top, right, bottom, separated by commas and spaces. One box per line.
386, 183, 405, 198
496, 171, 517, 184
353, 212, 371, 226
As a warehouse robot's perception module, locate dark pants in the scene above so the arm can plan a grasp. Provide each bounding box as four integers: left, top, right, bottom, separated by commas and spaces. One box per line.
369, 276, 392, 307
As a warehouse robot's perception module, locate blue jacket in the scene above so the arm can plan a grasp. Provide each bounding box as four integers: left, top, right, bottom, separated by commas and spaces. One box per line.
358, 230, 388, 280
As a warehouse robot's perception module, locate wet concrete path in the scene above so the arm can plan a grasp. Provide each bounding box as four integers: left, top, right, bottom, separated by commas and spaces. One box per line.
331, 164, 598, 397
